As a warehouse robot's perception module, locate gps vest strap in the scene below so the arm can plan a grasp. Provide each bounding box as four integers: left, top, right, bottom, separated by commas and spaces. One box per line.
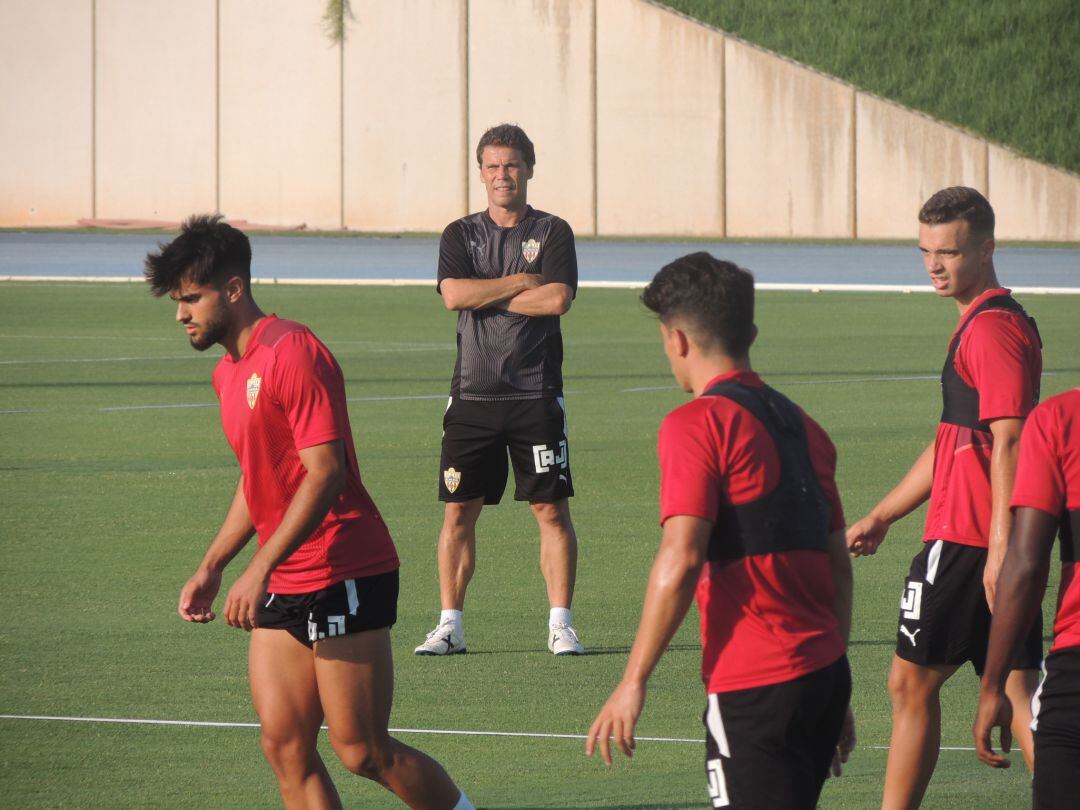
702, 380, 830, 565
940, 294, 1041, 432
1061, 509, 1079, 564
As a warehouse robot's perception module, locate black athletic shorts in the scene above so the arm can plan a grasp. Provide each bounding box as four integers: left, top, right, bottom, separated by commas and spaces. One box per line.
703, 655, 851, 809
895, 540, 1043, 675
438, 396, 574, 504
1033, 647, 1080, 810
255, 569, 399, 649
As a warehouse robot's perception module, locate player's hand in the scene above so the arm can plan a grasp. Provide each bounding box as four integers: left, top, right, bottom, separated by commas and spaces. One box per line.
223, 565, 269, 632
829, 705, 857, 777
178, 567, 222, 623
846, 515, 889, 557
973, 685, 1013, 768
983, 552, 1005, 612
585, 681, 646, 766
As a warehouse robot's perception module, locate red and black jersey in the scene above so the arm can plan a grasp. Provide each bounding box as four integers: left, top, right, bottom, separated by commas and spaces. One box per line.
659, 370, 846, 693
212, 316, 399, 594
1011, 388, 1080, 653
924, 288, 1042, 547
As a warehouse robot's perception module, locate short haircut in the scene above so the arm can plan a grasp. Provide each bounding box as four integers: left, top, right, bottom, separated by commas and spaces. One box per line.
475, 123, 536, 169
641, 252, 755, 357
918, 186, 995, 239
143, 214, 252, 297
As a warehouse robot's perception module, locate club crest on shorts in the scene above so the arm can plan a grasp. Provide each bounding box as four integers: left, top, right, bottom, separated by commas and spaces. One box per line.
246, 373, 262, 410
522, 238, 540, 263
443, 466, 461, 494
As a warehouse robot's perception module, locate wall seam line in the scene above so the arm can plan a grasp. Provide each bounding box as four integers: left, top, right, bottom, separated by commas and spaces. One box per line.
339, 18, 345, 230
850, 89, 857, 239
719, 33, 726, 238
463, 0, 470, 216
91, 0, 97, 218
591, 0, 598, 236
214, 0, 220, 214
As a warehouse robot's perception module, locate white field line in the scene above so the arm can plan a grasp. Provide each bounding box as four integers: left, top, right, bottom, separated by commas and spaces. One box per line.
2, 275, 1078, 295
0, 713, 977, 751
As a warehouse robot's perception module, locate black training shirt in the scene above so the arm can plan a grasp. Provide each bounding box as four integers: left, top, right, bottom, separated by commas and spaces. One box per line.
437, 207, 577, 401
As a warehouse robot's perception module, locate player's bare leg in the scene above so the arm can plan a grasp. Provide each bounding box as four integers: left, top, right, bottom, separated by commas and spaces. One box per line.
249, 628, 343, 810
316, 628, 464, 809
437, 498, 484, 610
1005, 668, 1039, 771
531, 498, 578, 609
881, 656, 959, 810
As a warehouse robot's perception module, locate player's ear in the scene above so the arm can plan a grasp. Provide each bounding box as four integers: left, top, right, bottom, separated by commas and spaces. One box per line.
224, 275, 245, 303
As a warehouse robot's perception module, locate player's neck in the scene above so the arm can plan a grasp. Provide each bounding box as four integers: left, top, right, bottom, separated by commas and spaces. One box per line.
222, 301, 267, 360
953, 268, 1001, 317
487, 202, 528, 228
690, 355, 753, 397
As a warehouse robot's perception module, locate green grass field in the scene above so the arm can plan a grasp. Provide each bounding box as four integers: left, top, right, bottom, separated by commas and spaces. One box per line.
663, 0, 1080, 174
1, 281, 1077, 808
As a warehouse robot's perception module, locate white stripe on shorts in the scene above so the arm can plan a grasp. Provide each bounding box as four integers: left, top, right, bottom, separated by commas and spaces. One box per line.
1030, 658, 1048, 732
346, 579, 359, 616
925, 540, 943, 585
706, 694, 731, 757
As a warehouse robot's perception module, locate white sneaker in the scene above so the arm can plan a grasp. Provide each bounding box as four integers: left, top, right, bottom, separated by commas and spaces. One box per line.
548, 623, 584, 656
414, 620, 466, 656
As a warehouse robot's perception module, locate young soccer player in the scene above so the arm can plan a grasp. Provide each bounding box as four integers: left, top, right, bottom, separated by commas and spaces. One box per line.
846, 187, 1043, 807
974, 387, 1080, 809
145, 215, 472, 810
585, 253, 855, 808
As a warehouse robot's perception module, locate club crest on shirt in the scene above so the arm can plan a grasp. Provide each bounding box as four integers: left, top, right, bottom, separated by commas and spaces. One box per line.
246, 373, 262, 410
522, 238, 540, 264
443, 466, 461, 494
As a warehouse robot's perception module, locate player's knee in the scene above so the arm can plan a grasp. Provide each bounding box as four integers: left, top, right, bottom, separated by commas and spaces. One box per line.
887, 662, 934, 708
335, 739, 393, 781
259, 730, 312, 776
530, 500, 569, 527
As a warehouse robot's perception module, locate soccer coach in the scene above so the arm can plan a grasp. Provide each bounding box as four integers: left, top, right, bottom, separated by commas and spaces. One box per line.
414, 124, 584, 657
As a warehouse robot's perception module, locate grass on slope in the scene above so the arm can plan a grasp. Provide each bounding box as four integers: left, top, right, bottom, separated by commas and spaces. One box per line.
662, 0, 1080, 174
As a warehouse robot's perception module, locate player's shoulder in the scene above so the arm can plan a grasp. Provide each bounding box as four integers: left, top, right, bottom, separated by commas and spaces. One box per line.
966, 294, 1034, 339
441, 212, 485, 238
255, 317, 311, 349
662, 393, 742, 437
1030, 388, 1080, 429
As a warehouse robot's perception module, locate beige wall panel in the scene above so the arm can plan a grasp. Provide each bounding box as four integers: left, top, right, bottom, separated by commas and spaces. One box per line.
989, 147, 1080, 242
725, 40, 852, 238
469, 0, 595, 234
0, 1, 92, 225
856, 94, 987, 239
344, 0, 465, 233
96, 0, 216, 220
219, 0, 340, 228
596, 0, 722, 236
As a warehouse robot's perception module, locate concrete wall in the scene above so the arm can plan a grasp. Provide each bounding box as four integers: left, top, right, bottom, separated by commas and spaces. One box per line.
0, 0, 93, 226
96, 0, 217, 220
2, 0, 1078, 241
597, 0, 723, 236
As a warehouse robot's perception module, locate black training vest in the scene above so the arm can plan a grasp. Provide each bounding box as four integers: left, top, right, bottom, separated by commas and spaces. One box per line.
1060, 510, 1080, 565
703, 380, 831, 565
940, 293, 1041, 433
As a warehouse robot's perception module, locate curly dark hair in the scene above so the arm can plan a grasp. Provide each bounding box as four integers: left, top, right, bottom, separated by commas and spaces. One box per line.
475, 123, 536, 169
143, 214, 252, 297
641, 252, 755, 356
918, 186, 995, 239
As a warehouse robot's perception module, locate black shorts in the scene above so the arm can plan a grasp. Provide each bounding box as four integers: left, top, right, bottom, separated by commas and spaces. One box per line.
438, 396, 574, 504
895, 540, 1043, 675
703, 656, 851, 809
1033, 647, 1080, 810
255, 569, 399, 649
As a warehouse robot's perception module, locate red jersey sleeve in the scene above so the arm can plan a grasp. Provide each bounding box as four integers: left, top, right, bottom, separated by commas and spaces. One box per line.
959, 311, 1040, 423
658, 403, 722, 525
802, 413, 846, 532
270, 333, 347, 451
1011, 403, 1066, 517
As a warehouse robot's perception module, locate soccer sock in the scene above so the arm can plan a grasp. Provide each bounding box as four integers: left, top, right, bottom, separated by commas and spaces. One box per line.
452, 791, 475, 810
549, 607, 571, 628
440, 609, 463, 634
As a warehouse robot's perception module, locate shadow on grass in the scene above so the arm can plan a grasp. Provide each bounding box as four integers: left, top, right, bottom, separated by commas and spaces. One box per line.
483, 804, 701, 810
453, 643, 699, 657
